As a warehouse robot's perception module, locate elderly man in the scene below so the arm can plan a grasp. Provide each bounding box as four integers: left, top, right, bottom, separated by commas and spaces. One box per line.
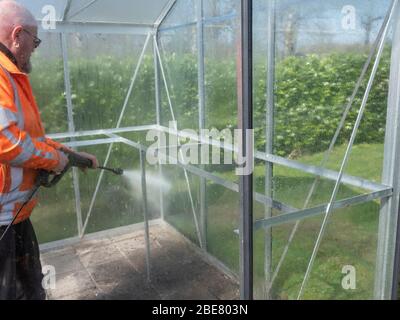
0, 1, 98, 299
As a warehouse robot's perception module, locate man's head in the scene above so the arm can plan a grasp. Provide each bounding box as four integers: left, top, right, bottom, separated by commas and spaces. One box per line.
0, 1, 39, 73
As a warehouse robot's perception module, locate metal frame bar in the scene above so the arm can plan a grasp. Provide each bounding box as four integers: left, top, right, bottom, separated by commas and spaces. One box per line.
47, 125, 157, 140
155, 125, 388, 192
264, 0, 276, 299
60, 32, 83, 237
39, 21, 153, 35
61, 0, 72, 22
254, 188, 393, 231
375, 0, 400, 300
80, 33, 152, 238
63, 137, 124, 148
297, 0, 397, 299
196, 0, 207, 251
140, 150, 152, 282
255, 152, 387, 192
238, 0, 254, 301
154, 0, 178, 28
153, 33, 165, 221
154, 38, 204, 248
158, 12, 237, 33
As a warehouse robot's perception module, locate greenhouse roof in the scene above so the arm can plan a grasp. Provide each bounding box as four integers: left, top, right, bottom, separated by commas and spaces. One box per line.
16, 0, 175, 28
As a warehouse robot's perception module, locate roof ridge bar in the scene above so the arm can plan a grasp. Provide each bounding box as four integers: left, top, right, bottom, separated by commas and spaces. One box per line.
61, 0, 72, 22
154, 0, 178, 29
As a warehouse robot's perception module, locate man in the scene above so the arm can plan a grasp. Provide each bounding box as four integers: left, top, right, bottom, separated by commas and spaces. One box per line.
0, 1, 98, 299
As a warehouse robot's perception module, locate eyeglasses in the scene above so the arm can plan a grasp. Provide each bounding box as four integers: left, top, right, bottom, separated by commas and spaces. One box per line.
22, 29, 41, 48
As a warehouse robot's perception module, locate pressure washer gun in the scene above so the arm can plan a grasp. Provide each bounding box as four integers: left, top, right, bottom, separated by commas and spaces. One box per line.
37, 151, 124, 188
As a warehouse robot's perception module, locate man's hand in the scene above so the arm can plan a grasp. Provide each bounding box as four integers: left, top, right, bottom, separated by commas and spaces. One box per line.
53, 151, 69, 174
75, 151, 99, 170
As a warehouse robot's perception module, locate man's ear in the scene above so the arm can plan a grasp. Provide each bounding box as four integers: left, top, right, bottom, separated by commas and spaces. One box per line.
11, 25, 23, 45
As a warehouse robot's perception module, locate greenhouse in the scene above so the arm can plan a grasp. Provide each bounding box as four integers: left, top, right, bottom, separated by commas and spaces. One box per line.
2, 0, 400, 300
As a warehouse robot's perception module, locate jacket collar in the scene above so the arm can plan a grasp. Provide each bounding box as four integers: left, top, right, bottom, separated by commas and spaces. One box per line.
0, 42, 23, 74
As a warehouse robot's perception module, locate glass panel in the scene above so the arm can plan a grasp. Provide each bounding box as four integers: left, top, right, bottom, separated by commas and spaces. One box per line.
32, 172, 77, 243
31, 33, 69, 134
203, 0, 239, 19
119, 42, 156, 128
67, 33, 149, 131
158, 26, 199, 130
163, 166, 201, 246
256, 0, 393, 166
253, 200, 380, 300
161, 0, 197, 28
204, 15, 239, 131
66, 0, 171, 25
206, 181, 240, 274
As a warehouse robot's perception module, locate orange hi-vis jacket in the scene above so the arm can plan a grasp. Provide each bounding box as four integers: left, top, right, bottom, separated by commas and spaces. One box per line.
0, 51, 64, 226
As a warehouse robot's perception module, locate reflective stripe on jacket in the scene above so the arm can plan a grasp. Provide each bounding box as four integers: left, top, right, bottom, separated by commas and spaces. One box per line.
0, 51, 63, 226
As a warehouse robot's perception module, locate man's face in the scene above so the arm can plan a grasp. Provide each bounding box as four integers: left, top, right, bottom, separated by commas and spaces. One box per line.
14, 25, 39, 73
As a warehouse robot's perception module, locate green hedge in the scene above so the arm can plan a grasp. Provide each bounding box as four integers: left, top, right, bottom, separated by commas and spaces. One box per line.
31, 50, 391, 157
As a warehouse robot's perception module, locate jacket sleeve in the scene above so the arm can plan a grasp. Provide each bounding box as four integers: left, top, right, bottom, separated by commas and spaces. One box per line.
44, 137, 73, 154
0, 71, 61, 171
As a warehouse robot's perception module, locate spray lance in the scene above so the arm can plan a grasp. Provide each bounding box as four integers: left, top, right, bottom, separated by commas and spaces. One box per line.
0, 152, 124, 241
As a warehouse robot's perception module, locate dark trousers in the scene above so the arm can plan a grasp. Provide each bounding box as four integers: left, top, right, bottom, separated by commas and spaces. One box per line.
0, 219, 46, 300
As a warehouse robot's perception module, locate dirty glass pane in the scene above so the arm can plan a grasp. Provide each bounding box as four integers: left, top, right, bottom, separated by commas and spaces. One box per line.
204, 15, 238, 130
66, 0, 171, 25
203, 0, 239, 19
161, 0, 196, 28
32, 172, 77, 243
163, 166, 201, 247
206, 181, 240, 276
31, 33, 69, 134
67, 34, 149, 131
159, 25, 199, 130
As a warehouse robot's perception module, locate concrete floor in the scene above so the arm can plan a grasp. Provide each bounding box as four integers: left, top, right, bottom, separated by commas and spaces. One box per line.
40, 222, 239, 300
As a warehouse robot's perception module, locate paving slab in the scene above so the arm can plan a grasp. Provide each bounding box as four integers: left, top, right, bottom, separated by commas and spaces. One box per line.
43, 223, 239, 300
